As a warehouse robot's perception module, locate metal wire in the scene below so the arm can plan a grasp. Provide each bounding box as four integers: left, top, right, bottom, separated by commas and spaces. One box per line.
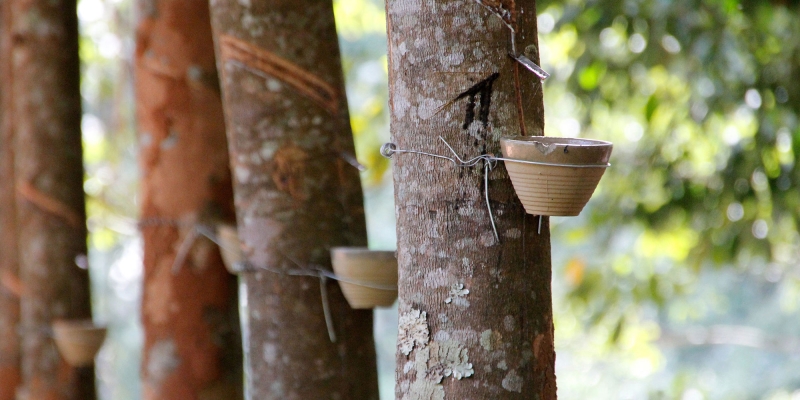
380, 136, 610, 242
196, 227, 399, 343
319, 276, 336, 343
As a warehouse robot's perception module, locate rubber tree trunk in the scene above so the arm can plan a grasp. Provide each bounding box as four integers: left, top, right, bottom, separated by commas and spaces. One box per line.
0, 4, 22, 399
134, 1, 243, 399
209, 2, 379, 399
385, 0, 557, 398
7, 0, 95, 398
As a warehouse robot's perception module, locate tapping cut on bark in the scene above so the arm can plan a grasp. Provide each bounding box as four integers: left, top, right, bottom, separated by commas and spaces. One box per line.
433, 72, 500, 130
475, 0, 517, 26
218, 34, 339, 115
16, 181, 84, 228
386, 0, 555, 398
209, 0, 379, 398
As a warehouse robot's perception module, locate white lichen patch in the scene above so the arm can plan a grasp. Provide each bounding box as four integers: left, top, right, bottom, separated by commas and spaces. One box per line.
404, 346, 445, 400
503, 315, 516, 332
266, 78, 282, 92
502, 369, 523, 393
480, 329, 503, 352
426, 340, 475, 382
140, 132, 153, 147
433, 330, 450, 342
269, 381, 284, 397
504, 228, 522, 239
444, 283, 469, 307
262, 342, 277, 364
461, 258, 475, 276
521, 347, 534, 365
259, 142, 279, 160
444, 51, 464, 67
234, 166, 251, 183
146, 340, 180, 385
453, 237, 475, 250
399, 309, 430, 356
479, 230, 497, 246
423, 268, 454, 288
450, 329, 479, 347
417, 97, 440, 120
403, 360, 414, 374
489, 267, 504, 282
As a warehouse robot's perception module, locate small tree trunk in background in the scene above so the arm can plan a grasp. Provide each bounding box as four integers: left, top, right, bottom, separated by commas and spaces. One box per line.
8, 0, 95, 398
134, 1, 243, 399
209, 1, 379, 398
386, 0, 557, 398
0, 4, 22, 399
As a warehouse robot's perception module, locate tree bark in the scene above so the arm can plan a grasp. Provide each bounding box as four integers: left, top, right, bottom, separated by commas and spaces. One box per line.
208, 2, 379, 399
0, 3, 22, 399
7, 0, 95, 398
386, 0, 557, 398
133, 1, 243, 399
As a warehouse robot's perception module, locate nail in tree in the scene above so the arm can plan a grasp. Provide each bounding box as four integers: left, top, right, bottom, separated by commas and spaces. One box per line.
384, 0, 557, 397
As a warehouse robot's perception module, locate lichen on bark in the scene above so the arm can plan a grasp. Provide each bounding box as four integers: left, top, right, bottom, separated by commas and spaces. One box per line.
387, 0, 556, 398
209, 0, 379, 398
399, 309, 430, 356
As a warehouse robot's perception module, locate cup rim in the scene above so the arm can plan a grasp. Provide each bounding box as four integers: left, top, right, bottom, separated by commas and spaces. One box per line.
330, 247, 396, 258
501, 136, 613, 148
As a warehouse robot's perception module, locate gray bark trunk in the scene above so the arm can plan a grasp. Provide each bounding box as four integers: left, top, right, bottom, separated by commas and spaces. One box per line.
0, 3, 22, 398
8, 0, 95, 398
385, 0, 557, 398
209, 1, 379, 399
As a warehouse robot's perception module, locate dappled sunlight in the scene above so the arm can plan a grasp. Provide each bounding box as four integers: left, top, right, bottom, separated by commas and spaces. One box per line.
540, 0, 800, 398
69, 0, 800, 397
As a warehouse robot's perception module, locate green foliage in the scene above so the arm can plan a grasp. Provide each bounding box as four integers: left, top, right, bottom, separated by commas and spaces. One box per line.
537, 0, 800, 397
540, 0, 800, 308
334, 0, 392, 185
74, 0, 800, 397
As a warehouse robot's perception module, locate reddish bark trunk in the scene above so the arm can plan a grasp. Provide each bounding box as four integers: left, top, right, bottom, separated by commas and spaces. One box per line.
134, 1, 243, 399
0, 3, 22, 399
8, 0, 95, 398
385, 0, 557, 398
209, 1, 379, 398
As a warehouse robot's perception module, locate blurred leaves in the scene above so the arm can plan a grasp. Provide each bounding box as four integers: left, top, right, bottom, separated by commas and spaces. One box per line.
541, 0, 800, 314
334, 0, 391, 185
541, 0, 800, 397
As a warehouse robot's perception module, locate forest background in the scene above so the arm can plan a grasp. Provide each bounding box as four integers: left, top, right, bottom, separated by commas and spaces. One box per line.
75, 0, 800, 398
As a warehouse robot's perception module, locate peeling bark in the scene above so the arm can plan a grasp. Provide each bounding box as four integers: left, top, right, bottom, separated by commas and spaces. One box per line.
386, 0, 556, 398
134, 1, 243, 399
0, 3, 22, 399
209, 1, 379, 399
8, 0, 95, 398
